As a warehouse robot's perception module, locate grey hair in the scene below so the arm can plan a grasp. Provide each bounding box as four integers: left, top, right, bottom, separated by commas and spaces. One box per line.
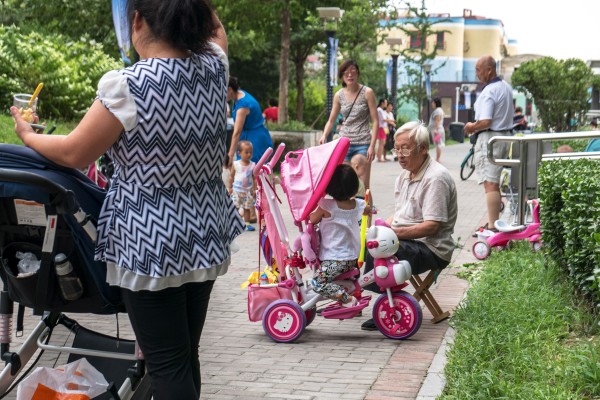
394, 120, 430, 148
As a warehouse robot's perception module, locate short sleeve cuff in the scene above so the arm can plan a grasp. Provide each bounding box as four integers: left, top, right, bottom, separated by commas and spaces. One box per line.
208, 42, 229, 80
97, 70, 137, 131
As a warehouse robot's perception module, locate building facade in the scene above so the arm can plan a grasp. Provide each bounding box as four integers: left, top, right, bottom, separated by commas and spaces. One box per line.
378, 9, 531, 129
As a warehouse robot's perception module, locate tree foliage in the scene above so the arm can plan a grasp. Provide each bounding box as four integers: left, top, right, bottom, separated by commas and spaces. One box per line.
511, 57, 594, 132
214, 0, 392, 126
0, 26, 122, 119
0, 0, 119, 59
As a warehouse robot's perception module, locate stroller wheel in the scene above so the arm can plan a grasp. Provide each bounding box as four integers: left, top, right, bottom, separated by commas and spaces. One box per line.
262, 300, 306, 343
305, 306, 317, 327
372, 291, 422, 340
472, 240, 491, 260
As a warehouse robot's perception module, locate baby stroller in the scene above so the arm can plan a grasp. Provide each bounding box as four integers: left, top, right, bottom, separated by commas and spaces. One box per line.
247, 138, 422, 343
0, 144, 151, 399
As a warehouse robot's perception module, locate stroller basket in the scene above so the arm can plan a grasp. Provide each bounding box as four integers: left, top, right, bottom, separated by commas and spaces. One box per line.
0, 144, 122, 314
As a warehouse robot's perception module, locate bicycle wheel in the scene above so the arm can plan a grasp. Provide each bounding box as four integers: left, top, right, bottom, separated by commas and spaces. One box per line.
460, 150, 475, 181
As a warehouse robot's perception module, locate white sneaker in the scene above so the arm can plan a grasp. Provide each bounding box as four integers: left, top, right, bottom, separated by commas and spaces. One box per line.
341, 297, 358, 308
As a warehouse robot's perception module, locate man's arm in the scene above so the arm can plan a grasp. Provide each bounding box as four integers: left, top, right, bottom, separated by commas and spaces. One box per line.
464, 119, 491, 135
391, 220, 441, 240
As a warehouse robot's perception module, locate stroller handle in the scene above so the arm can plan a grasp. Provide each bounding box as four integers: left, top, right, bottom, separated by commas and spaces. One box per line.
0, 169, 78, 214
254, 148, 273, 176
253, 143, 286, 176
0, 168, 97, 242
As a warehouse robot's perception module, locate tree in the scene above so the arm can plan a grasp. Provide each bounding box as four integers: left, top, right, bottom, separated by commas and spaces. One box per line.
392, 0, 449, 118
215, 0, 393, 125
278, 0, 291, 124
511, 57, 594, 132
291, 0, 390, 123
0, 0, 118, 59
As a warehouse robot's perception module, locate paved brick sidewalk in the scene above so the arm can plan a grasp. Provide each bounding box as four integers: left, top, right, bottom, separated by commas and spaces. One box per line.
6, 141, 486, 400
199, 142, 486, 400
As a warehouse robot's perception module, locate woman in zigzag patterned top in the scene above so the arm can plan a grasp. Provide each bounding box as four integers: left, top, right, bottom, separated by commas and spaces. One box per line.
11, 0, 244, 398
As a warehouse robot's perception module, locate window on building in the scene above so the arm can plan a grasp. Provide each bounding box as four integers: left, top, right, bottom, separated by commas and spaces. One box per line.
436, 32, 445, 50
410, 32, 422, 49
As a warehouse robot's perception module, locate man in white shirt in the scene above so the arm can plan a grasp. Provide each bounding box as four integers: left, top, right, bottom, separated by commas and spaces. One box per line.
464, 55, 513, 233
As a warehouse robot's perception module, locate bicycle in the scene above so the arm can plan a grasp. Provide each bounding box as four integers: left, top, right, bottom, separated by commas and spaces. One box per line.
460, 143, 475, 180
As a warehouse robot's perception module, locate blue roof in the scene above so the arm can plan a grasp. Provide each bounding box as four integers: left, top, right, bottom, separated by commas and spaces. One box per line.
380, 16, 504, 28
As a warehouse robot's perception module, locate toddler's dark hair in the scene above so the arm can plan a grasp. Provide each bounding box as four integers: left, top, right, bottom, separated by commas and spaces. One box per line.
326, 164, 359, 201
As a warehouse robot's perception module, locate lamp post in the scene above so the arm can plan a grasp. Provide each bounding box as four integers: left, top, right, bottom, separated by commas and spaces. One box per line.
385, 37, 403, 116
317, 7, 344, 141
423, 63, 432, 122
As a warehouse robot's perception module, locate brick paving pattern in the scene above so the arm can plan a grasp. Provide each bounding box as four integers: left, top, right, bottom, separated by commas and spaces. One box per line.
6, 141, 488, 399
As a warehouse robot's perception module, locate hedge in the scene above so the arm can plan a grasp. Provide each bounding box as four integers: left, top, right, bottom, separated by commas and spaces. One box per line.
538, 158, 600, 309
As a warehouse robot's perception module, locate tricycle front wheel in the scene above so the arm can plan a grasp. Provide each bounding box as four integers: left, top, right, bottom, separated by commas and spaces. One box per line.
372, 291, 422, 340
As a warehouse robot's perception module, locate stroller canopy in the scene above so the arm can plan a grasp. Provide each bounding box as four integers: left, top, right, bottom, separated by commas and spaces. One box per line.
280, 137, 349, 223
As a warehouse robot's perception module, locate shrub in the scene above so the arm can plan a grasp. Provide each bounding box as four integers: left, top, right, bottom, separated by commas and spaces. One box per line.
266, 120, 312, 132
538, 159, 600, 307
0, 25, 122, 120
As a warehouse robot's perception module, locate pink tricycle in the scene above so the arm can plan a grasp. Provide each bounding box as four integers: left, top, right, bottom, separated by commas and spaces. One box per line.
472, 199, 542, 260
247, 138, 423, 343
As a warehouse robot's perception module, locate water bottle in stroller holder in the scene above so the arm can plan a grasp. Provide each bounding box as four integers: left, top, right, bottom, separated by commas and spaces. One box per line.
54, 253, 83, 301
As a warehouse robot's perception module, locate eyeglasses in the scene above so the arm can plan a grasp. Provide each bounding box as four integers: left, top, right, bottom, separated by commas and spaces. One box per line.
343, 69, 358, 77
391, 147, 415, 157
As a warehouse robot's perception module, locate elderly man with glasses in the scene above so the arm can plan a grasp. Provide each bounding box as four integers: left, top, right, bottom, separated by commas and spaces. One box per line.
361, 120, 458, 331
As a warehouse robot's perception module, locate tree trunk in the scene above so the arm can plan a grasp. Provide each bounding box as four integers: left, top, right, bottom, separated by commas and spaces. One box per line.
277, 0, 290, 124
294, 48, 306, 122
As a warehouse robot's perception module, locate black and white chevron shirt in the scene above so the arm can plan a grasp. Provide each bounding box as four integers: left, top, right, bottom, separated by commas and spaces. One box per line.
94, 46, 244, 291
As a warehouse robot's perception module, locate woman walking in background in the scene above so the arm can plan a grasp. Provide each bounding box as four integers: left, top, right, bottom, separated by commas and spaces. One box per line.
320, 59, 378, 189
227, 76, 274, 166
376, 98, 389, 162
428, 97, 445, 162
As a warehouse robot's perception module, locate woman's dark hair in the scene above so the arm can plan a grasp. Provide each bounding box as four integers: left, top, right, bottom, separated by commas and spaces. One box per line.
228, 76, 239, 92
127, 0, 217, 53
378, 98, 387, 107
433, 98, 442, 108
326, 164, 359, 201
338, 59, 360, 87
268, 98, 278, 107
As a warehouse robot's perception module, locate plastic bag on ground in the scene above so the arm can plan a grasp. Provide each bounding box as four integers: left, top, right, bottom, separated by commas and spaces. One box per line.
17, 358, 109, 400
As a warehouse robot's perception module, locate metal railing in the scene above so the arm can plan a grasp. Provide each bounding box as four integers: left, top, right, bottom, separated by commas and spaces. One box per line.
488, 131, 600, 225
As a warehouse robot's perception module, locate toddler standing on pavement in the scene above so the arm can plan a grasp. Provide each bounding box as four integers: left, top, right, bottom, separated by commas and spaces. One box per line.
309, 164, 371, 307
228, 140, 257, 231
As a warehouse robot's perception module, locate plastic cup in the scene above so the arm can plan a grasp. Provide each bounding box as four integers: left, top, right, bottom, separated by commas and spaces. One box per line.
13, 93, 38, 123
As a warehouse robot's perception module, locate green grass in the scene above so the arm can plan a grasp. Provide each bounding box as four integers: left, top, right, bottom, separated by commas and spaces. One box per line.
0, 113, 76, 144
443, 242, 600, 399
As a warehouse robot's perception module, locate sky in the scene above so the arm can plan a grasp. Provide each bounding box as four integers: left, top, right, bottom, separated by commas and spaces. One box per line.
414, 0, 600, 61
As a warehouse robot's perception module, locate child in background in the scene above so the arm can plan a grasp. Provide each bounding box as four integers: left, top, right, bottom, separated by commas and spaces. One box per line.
262, 98, 279, 123
309, 164, 371, 307
228, 140, 257, 231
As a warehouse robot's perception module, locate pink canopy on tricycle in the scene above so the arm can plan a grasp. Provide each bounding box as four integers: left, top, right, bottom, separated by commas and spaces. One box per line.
280, 137, 350, 223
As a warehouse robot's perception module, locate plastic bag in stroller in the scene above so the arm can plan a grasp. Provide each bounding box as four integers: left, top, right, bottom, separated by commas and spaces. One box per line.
0, 144, 151, 399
